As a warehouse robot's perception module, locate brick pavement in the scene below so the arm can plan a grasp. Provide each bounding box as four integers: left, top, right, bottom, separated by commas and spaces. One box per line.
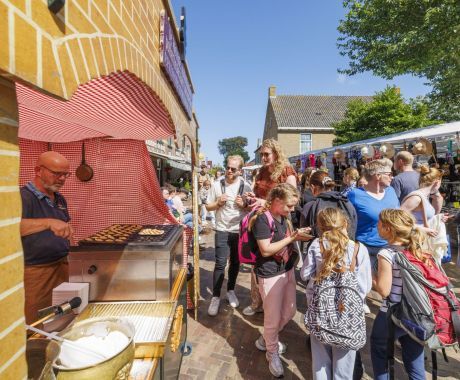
180, 229, 460, 379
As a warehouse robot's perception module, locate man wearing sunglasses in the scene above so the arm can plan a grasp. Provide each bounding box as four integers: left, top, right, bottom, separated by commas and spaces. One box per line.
20, 151, 74, 324
205, 155, 252, 316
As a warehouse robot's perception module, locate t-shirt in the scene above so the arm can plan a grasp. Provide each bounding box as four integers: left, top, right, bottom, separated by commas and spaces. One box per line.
252, 213, 299, 278
254, 165, 297, 199
348, 187, 400, 247
207, 178, 252, 232
21, 182, 70, 265
301, 239, 372, 305
378, 247, 403, 312
391, 171, 420, 203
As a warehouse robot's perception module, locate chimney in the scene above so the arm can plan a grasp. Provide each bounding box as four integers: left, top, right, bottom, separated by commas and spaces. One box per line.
257, 138, 261, 147
269, 85, 276, 98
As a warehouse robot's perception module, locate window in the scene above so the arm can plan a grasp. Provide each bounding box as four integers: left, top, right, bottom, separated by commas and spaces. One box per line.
300, 133, 312, 153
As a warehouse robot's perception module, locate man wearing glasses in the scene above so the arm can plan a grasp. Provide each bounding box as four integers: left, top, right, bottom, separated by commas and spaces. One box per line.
205, 155, 252, 316
20, 151, 74, 324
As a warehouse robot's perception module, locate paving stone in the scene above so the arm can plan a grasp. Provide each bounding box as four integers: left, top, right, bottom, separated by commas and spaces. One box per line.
180, 229, 460, 379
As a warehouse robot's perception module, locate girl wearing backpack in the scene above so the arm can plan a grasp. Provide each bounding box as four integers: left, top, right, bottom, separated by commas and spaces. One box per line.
249, 183, 312, 378
371, 209, 426, 380
301, 208, 372, 380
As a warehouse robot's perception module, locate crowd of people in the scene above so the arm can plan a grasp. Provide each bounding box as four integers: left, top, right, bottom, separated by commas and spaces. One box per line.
201, 139, 457, 379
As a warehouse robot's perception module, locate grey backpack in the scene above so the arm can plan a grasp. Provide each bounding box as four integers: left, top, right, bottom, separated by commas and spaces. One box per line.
305, 241, 366, 350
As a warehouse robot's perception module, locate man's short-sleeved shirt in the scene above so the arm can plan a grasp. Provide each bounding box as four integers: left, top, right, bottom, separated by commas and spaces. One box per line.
207, 177, 251, 232
391, 171, 420, 203
252, 213, 298, 278
21, 182, 70, 265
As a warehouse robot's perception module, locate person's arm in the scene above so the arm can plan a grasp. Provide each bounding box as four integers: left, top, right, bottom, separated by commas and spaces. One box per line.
20, 218, 73, 239
300, 239, 318, 281
373, 255, 393, 298
430, 192, 443, 214
256, 234, 298, 257
400, 194, 421, 213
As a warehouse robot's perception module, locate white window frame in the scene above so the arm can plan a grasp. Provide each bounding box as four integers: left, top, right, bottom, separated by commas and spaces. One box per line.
300, 133, 312, 153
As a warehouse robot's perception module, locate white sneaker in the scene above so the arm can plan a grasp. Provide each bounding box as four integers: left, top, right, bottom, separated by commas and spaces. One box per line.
242, 305, 263, 316
363, 303, 371, 314
208, 297, 220, 316
266, 351, 284, 378
255, 335, 287, 354
226, 290, 239, 308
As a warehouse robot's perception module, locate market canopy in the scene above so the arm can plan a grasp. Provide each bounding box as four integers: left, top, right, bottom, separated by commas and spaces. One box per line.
289, 121, 460, 161
17, 70, 175, 142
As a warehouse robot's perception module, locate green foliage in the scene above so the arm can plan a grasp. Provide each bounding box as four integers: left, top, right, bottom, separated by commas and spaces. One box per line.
338, 0, 460, 120
218, 136, 250, 163
332, 86, 440, 145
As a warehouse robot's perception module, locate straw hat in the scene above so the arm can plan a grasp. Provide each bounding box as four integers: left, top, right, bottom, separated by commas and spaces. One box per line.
412, 138, 433, 156
360, 145, 375, 159
333, 149, 345, 161
379, 143, 395, 159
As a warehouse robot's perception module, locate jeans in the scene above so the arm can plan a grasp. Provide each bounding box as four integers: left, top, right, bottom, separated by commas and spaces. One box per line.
310, 333, 356, 380
364, 244, 386, 273
371, 311, 425, 380
212, 230, 240, 297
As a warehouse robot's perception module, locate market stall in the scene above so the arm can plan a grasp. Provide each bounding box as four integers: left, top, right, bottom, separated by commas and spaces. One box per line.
17, 73, 197, 379
289, 121, 460, 264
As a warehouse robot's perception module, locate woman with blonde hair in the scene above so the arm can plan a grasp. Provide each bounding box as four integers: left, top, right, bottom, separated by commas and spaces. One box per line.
371, 209, 427, 380
243, 138, 298, 316
341, 167, 359, 197
400, 165, 444, 235
250, 183, 312, 377
301, 208, 371, 380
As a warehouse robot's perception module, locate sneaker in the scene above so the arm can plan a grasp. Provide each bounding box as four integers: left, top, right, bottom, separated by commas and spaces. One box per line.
226, 290, 239, 308
242, 305, 263, 316
363, 303, 371, 314
266, 351, 284, 378
208, 297, 220, 316
255, 335, 287, 354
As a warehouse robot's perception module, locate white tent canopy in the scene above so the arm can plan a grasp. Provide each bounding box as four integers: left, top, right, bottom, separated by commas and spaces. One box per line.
289, 121, 460, 162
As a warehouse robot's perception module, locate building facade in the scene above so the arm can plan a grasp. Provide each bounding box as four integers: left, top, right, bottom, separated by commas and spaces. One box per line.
0, 1, 197, 377
262, 86, 372, 159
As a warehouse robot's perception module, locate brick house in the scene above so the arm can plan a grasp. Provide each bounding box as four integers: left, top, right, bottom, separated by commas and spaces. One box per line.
261, 86, 373, 159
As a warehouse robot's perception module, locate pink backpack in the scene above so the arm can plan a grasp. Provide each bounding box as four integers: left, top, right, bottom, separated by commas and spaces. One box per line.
238, 209, 275, 264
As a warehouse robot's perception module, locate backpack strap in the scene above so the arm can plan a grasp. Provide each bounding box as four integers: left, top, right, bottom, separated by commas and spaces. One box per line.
220, 178, 226, 195
350, 242, 360, 272
238, 179, 245, 196
263, 210, 276, 238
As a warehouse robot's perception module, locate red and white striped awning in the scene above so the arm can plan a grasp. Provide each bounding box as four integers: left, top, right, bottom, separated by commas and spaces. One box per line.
17, 71, 176, 142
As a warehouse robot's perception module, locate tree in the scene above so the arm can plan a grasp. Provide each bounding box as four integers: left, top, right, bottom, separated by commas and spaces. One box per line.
332, 86, 439, 145
338, 0, 460, 121
218, 136, 250, 163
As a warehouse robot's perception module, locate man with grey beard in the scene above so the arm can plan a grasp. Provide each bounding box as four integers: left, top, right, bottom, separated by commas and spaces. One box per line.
20, 151, 74, 324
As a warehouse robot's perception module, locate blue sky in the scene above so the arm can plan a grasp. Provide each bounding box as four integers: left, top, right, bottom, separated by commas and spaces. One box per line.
172, 1, 431, 166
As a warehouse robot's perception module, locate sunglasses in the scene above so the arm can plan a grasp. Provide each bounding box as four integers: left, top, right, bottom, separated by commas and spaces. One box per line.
226, 166, 239, 173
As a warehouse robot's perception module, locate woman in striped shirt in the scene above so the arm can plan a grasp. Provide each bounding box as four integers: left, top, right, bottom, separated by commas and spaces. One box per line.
371, 209, 426, 380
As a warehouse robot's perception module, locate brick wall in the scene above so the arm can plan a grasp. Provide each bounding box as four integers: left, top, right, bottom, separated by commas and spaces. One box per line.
0, 1, 197, 377
0, 78, 26, 380
278, 131, 335, 158
0, 0, 196, 144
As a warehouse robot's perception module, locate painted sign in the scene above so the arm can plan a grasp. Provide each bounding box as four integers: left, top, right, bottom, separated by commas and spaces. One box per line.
160, 10, 193, 120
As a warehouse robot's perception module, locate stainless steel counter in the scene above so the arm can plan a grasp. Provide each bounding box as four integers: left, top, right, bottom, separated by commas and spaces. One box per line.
68, 225, 184, 301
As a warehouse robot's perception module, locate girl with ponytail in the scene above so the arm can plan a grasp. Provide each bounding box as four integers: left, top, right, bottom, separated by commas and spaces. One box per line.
301, 208, 371, 380
250, 183, 312, 378
371, 209, 426, 380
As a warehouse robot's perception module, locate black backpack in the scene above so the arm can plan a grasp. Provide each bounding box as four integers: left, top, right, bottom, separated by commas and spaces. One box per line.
220, 178, 245, 196
301, 192, 357, 240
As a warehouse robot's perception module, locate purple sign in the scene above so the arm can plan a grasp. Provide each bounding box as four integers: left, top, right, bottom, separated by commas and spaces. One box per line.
160, 10, 193, 120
